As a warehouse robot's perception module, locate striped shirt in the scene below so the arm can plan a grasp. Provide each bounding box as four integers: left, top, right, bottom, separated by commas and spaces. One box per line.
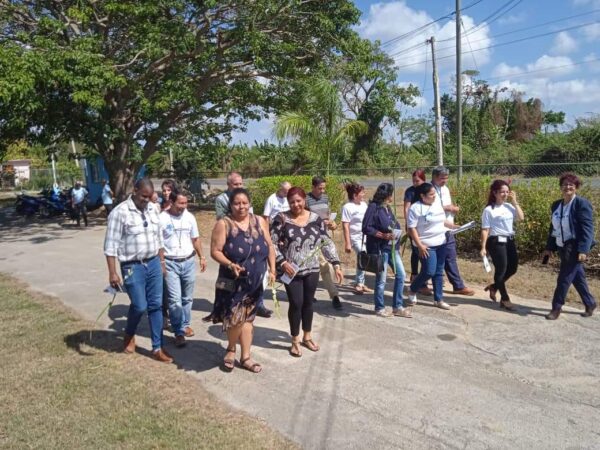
104, 197, 164, 262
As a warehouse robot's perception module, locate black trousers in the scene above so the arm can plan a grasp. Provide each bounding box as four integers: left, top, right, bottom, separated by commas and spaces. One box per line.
284, 272, 319, 337
486, 236, 518, 301
74, 203, 88, 226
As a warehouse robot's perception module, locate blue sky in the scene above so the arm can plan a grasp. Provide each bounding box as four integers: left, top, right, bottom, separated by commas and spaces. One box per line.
233, 0, 600, 144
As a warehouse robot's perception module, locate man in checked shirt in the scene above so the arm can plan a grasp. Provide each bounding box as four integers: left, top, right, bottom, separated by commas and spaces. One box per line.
104, 178, 172, 363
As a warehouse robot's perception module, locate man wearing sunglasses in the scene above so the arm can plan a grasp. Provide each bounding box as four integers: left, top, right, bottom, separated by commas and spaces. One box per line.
104, 178, 172, 363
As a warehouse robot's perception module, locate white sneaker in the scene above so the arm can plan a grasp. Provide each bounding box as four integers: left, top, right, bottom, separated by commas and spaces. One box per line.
406, 292, 418, 306
375, 309, 393, 317
435, 301, 451, 310
392, 307, 412, 318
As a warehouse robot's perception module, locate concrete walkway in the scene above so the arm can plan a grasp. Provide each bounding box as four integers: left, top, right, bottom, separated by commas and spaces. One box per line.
1, 209, 599, 449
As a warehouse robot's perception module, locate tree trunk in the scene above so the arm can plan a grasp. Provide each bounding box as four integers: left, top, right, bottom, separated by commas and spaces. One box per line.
102, 143, 142, 202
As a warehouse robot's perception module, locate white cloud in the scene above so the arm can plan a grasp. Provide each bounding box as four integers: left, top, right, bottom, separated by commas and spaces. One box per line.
493, 78, 600, 106
491, 55, 575, 79
552, 32, 578, 55
584, 52, 600, 72
581, 23, 600, 41
358, 1, 493, 73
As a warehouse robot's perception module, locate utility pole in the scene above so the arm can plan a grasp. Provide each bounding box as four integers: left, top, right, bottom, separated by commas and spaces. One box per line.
456, 0, 463, 179
70, 139, 79, 168
427, 36, 443, 166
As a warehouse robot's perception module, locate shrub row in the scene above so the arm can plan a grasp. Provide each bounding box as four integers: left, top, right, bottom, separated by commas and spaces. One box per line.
448, 175, 600, 263
247, 175, 348, 220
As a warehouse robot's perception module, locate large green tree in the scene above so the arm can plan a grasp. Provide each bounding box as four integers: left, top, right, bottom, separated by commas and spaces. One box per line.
274, 78, 368, 174
0, 0, 359, 198
334, 37, 419, 160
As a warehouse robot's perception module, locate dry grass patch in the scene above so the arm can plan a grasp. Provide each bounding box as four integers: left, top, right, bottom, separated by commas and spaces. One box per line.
0, 274, 297, 450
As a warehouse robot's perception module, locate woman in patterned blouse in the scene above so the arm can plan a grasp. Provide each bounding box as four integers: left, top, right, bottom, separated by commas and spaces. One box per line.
270, 187, 343, 357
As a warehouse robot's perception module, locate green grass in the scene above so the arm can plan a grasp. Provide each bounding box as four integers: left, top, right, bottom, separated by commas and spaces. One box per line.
0, 274, 297, 449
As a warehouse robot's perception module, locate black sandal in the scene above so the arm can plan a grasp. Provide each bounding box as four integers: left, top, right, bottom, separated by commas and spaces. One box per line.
223, 347, 236, 371
289, 341, 302, 358
240, 357, 262, 373
301, 339, 320, 352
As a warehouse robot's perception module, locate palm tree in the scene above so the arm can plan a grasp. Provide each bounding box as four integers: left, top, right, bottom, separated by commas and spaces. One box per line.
274, 78, 368, 175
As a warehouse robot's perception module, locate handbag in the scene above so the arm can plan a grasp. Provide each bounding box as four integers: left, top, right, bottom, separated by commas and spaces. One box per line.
357, 232, 383, 273
358, 251, 384, 273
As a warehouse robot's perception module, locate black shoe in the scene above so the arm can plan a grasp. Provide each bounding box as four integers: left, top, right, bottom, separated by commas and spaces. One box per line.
202, 313, 214, 323
256, 306, 273, 318
332, 296, 343, 310
545, 309, 561, 320
581, 304, 597, 317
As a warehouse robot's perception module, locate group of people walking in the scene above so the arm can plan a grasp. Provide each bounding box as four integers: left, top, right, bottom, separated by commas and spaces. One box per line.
103, 168, 597, 371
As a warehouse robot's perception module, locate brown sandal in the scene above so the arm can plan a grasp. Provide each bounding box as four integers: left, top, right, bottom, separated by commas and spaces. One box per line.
240, 357, 262, 373
223, 347, 236, 371
289, 341, 302, 358
301, 339, 320, 352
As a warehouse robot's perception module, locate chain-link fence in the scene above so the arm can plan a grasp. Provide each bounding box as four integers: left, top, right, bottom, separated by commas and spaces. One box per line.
23, 168, 86, 190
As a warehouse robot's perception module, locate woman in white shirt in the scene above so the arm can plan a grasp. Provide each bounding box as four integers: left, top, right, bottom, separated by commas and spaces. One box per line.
342, 183, 371, 294
480, 180, 524, 311
406, 183, 458, 310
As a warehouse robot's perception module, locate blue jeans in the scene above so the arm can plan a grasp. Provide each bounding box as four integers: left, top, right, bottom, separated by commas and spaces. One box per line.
410, 244, 447, 302
374, 248, 406, 311
552, 241, 597, 310
352, 242, 366, 286
121, 256, 164, 351
444, 234, 466, 290
165, 258, 196, 336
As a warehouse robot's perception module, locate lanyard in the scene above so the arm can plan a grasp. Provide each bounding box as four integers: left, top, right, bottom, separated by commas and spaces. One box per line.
433, 185, 444, 208
169, 214, 184, 248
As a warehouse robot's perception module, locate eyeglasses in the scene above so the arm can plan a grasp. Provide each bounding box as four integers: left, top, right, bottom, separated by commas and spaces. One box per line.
141, 212, 148, 228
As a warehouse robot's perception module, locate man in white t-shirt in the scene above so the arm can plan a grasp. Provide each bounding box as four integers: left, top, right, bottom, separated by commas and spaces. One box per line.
431, 166, 474, 296
101, 179, 114, 217
263, 181, 291, 221
160, 191, 207, 347
71, 180, 89, 227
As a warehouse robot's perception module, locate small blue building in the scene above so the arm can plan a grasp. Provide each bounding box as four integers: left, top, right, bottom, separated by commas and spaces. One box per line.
83, 156, 146, 205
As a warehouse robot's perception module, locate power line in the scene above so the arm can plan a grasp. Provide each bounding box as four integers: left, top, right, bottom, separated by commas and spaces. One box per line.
380, 0, 486, 48
390, 20, 600, 67
448, 0, 522, 43
418, 56, 600, 93
390, 7, 600, 62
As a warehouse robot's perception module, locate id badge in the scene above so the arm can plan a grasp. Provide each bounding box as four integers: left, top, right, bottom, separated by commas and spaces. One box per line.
498, 236, 507, 243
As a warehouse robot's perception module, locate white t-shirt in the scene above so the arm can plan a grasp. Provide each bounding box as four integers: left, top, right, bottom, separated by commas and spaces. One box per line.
408, 201, 448, 247
160, 209, 199, 258
433, 184, 454, 224
263, 193, 289, 219
551, 196, 575, 247
481, 203, 517, 236
341, 201, 368, 247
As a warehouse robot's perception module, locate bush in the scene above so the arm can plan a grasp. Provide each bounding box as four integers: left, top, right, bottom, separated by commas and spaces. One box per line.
248, 175, 349, 219
449, 175, 599, 262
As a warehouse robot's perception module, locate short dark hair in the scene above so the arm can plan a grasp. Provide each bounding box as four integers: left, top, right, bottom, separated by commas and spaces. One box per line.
345, 182, 364, 201
229, 187, 251, 205
372, 183, 394, 204
312, 176, 326, 187
134, 177, 154, 191
168, 189, 187, 203
161, 179, 177, 191
559, 172, 581, 188
416, 182, 434, 201
287, 186, 307, 201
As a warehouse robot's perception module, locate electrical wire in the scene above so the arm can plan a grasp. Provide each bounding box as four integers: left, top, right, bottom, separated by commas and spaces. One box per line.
389, 20, 600, 67
461, 18, 479, 72
380, 0, 486, 48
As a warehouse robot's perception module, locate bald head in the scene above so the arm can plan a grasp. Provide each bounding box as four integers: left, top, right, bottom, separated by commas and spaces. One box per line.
226, 172, 243, 191
277, 181, 291, 198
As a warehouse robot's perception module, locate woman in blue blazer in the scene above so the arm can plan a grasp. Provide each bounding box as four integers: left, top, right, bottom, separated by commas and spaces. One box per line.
543, 173, 597, 320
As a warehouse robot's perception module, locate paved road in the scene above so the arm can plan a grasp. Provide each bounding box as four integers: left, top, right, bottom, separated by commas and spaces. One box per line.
1, 208, 599, 449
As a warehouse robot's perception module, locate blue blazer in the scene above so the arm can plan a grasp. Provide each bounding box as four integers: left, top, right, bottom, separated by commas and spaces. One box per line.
545, 196, 596, 254
362, 202, 400, 254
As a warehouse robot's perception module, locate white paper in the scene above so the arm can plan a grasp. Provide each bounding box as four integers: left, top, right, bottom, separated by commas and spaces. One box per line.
482, 255, 492, 273
280, 262, 300, 285
449, 221, 476, 235
329, 212, 337, 221
104, 285, 125, 294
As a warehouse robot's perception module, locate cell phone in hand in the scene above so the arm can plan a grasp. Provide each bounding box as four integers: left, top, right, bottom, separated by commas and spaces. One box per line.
542, 254, 550, 265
